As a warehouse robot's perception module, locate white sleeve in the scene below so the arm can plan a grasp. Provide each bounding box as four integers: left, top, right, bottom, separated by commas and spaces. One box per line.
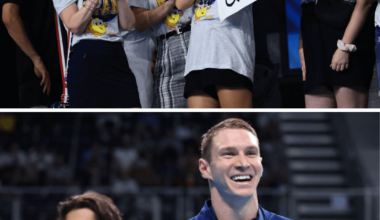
52, 0, 77, 16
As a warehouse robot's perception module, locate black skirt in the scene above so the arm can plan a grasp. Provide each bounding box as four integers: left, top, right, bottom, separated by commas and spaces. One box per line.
301, 3, 375, 93
184, 69, 253, 101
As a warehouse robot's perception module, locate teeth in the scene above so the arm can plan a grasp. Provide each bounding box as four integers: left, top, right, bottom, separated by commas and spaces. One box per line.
231, 175, 251, 181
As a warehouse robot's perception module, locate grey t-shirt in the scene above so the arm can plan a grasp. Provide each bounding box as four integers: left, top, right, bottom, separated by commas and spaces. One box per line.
184, 0, 255, 82
53, 0, 129, 46
128, 0, 194, 37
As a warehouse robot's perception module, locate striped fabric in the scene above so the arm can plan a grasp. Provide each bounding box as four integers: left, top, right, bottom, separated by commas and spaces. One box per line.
153, 32, 190, 108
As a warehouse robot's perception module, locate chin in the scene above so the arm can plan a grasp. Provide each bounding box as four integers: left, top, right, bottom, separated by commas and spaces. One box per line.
232, 189, 255, 198
223, 185, 256, 198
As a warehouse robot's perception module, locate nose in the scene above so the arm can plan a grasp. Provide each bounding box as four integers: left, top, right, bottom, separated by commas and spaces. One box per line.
235, 154, 249, 172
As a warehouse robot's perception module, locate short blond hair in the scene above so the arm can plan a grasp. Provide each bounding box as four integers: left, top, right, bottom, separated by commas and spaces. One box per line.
200, 118, 258, 162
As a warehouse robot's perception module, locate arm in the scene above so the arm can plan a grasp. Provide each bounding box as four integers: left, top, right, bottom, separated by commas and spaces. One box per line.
117, 0, 135, 30
58, 0, 99, 34
176, 0, 194, 11
331, 0, 373, 71
132, 0, 175, 33
299, 31, 306, 81
2, 3, 50, 94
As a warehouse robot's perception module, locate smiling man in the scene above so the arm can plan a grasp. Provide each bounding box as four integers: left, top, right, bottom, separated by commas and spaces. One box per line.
190, 118, 292, 220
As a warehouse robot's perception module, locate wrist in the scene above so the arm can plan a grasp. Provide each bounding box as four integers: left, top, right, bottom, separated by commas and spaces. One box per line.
84, 0, 97, 11
30, 55, 42, 64
337, 39, 356, 52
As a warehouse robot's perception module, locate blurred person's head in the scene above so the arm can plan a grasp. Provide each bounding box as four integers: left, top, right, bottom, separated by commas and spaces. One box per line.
57, 191, 122, 220
199, 118, 263, 200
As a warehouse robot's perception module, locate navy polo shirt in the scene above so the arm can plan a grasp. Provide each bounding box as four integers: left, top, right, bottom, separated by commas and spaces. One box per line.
189, 200, 293, 220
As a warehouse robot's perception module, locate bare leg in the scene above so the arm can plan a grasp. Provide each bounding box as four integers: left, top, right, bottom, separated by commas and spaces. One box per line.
187, 90, 220, 108
305, 86, 337, 108
216, 86, 253, 108
334, 86, 368, 108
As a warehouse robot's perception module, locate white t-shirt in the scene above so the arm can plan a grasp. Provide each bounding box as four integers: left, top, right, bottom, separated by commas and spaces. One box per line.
184, 0, 255, 82
376, 2, 380, 27
53, 0, 129, 46
128, 0, 194, 37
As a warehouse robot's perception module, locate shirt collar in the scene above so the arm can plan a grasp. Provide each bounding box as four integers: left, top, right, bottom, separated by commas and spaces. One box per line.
208, 200, 264, 220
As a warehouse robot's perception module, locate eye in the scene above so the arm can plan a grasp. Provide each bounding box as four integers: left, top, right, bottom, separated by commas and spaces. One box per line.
222, 152, 234, 156
93, 20, 99, 25
173, 10, 178, 15
247, 151, 258, 157
99, 20, 104, 25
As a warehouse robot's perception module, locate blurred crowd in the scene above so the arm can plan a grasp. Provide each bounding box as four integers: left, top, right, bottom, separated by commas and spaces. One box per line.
0, 113, 288, 190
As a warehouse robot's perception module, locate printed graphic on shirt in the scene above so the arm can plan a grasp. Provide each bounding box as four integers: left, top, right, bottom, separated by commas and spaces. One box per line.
86, 18, 108, 37
194, 0, 216, 22
157, 0, 190, 30
83, 0, 118, 37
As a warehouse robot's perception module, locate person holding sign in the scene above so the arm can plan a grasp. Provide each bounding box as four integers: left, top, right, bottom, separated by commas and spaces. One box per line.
176, 0, 256, 108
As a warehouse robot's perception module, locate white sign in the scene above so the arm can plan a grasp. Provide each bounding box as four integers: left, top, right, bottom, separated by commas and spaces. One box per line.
218, 0, 257, 22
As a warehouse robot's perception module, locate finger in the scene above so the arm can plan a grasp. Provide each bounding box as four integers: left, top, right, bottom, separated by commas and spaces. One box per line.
340, 65, 345, 71
345, 63, 349, 70
42, 82, 46, 94
40, 73, 45, 86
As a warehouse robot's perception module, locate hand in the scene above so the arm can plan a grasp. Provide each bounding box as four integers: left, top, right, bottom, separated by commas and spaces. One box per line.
33, 57, 51, 95
330, 49, 349, 72
166, 0, 176, 7
299, 48, 306, 81
88, 0, 99, 6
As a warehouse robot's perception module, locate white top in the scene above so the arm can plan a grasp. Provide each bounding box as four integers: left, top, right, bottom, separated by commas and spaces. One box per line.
184, 0, 255, 82
376, 2, 380, 27
128, 0, 194, 37
52, 0, 129, 46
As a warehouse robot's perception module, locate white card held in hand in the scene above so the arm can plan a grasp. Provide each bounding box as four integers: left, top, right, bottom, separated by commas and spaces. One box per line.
218, 0, 257, 22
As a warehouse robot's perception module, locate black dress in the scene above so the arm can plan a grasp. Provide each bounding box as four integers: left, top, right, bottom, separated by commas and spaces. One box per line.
301, 2, 376, 93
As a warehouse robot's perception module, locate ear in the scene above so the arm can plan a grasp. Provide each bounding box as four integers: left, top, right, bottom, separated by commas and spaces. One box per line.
259, 157, 263, 176
199, 158, 213, 180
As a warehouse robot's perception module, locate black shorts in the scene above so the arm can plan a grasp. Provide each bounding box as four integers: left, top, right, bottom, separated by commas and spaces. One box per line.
67, 40, 141, 108
184, 69, 253, 101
